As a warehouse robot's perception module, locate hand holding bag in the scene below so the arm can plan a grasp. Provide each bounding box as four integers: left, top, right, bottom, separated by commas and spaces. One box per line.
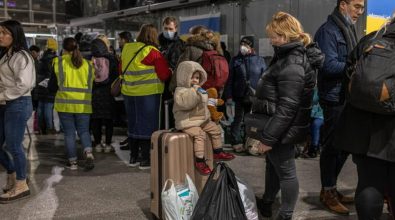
244, 113, 270, 142
110, 45, 147, 97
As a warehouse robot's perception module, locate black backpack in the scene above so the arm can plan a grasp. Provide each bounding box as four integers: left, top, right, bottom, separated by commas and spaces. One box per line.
348, 32, 395, 114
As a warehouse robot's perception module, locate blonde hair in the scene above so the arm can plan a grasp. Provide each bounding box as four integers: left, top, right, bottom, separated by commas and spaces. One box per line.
266, 11, 311, 46
97, 34, 111, 51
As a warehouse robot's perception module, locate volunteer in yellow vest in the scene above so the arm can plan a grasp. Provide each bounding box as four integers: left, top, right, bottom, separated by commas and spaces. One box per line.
122, 24, 171, 169
48, 37, 94, 171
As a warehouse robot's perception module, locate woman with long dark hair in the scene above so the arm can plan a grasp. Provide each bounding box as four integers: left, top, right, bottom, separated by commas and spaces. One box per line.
0, 20, 35, 203
48, 37, 94, 171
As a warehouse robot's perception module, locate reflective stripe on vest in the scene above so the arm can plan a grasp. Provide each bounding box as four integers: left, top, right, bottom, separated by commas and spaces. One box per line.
58, 56, 93, 93
54, 55, 93, 113
121, 42, 164, 96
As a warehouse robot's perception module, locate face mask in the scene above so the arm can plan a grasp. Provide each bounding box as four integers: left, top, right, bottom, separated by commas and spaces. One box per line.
163, 31, 176, 40
240, 45, 250, 55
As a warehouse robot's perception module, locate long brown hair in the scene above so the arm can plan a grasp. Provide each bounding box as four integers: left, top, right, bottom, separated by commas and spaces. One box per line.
136, 24, 159, 47
62, 37, 83, 68
266, 12, 311, 47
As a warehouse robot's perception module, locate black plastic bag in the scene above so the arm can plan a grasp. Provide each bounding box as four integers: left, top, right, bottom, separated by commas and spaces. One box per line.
191, 162, 247, 220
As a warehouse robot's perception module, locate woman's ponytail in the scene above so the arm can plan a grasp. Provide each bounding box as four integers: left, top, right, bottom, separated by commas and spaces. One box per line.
71, 47, 83, 68
62, 37, 83, 68
300, 32, 312, 47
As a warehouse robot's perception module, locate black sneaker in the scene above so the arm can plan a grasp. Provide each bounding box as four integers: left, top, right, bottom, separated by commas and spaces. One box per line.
120, 138, 128, 146
139, 160, 150, 170
128, 157, 139, 167
84, 152, 95, 171
120, 145, 130, 151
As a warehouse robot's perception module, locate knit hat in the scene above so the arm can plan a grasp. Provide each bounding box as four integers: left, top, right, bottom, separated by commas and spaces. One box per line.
46, 38, 58, 51
240, 36, 254, 48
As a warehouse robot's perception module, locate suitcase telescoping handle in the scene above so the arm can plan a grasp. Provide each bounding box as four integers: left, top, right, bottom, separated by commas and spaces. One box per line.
164, 99, 174, 130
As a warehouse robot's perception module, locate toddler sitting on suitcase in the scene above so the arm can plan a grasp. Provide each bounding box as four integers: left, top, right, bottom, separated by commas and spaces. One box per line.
173, 61, 235, 175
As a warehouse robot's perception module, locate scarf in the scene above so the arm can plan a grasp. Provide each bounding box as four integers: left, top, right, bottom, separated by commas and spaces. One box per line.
330, 9, 358, 54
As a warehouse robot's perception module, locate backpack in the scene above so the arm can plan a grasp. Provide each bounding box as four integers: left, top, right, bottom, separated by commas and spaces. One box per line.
348, 33, 395, 115
201, 50, 229, 90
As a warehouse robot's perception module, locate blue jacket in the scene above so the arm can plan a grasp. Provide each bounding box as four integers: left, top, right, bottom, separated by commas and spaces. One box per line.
225, 52, 266, 99
314, 15, 348, 103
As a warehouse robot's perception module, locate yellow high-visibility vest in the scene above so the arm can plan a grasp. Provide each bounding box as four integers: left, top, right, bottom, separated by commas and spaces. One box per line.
54, 54, 93, 113
121, 42, 164, 96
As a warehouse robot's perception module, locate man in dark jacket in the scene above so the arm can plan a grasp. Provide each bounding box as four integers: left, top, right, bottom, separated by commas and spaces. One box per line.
36, 39, 58, 134
225, 36, 266, 152
314, 0, 364, 215
158, 16, 185, 129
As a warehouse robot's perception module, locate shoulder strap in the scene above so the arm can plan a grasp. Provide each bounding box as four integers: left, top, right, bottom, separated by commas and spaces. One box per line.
121, 44, 148, 75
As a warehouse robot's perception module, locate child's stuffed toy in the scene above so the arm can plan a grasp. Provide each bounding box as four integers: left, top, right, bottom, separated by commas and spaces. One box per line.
206, 88, 224, 123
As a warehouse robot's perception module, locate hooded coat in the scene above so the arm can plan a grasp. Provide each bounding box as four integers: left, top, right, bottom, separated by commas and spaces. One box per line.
334, 23, 395, 162
169, 34, 222, 92
173, 61, 210, 130
35, 49, 57, 102
252, 42, 324, 146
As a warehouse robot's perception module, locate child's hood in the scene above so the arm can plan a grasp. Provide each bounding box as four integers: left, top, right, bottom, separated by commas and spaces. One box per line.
176, 61, 207, 88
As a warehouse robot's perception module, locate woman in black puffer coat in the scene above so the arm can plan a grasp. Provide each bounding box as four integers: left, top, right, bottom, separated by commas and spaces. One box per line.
254, 12, 324, 220
90, 36, 118, 153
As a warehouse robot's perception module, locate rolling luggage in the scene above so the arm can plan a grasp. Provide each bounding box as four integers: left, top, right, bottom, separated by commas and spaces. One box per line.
150, 130, 214, 219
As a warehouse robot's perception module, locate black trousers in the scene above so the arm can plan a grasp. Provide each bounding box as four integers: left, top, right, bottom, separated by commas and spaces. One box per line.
353, 154, 395, 220
91, 118, 114, 145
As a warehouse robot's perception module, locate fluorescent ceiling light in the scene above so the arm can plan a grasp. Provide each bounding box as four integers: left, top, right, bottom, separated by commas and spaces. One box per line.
25, 33, 56, 38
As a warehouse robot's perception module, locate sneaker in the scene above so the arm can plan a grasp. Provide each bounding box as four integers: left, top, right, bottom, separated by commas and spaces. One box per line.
120, 138, 128, 146
0, 180, 30, 203
103, 144, 114, 153
213, 151, 235, 161
139, 160, 151, 170
84, 152, 95, 171
128, 157, 139, 167
195, 161, 212, 175
95, 144, 103, 153
67, 161, 78, 170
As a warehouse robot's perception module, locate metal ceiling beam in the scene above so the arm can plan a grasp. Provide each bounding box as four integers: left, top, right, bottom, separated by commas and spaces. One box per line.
70, 0, 209, 27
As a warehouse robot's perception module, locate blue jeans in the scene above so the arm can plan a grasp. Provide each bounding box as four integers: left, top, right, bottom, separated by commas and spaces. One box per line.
58, 113, 92, 161
310, 118, 324, 147
230, 99, 251, 145
37, 101, 54, 130
0, 97, 33, 180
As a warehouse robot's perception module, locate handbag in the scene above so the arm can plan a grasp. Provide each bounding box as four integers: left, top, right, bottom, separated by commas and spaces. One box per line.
110, 45, 147, 97
244, 112, 270, 142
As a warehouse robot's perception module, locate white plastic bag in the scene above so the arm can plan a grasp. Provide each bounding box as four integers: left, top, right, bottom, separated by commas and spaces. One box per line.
236, 176, 259, 220
161, 174, 199, 220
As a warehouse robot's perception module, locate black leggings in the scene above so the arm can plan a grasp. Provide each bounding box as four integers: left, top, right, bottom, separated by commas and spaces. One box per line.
91, 118, 113, 145
353, 154, 395, 220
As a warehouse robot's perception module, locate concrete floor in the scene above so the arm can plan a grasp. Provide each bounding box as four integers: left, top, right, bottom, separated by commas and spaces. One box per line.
0, 131, 391, 220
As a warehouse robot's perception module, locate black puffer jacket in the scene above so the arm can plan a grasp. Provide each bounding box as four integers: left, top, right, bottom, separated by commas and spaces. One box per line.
252, 42, 324, 146
158, 32, 185, 70
90, 39, 118, 119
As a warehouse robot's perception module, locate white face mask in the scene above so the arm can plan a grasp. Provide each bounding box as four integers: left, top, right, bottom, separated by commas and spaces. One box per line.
240, 45, 250, 55
163, 31, 176, 40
